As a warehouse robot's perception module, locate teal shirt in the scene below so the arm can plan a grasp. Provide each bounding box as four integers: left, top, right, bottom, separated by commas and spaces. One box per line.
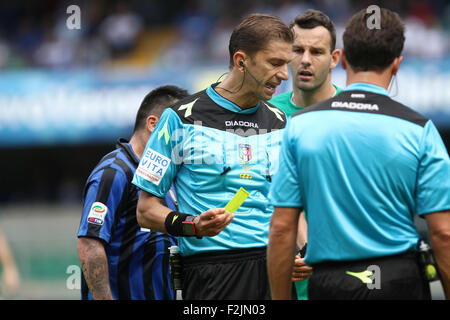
269, 84, 341, 300
132, 84, 287, 256
269, 84, 342, 116
270, 82, 450, 262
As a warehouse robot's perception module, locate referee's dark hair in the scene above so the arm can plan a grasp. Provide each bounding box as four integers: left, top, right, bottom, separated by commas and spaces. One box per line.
343, 7, 405, 72
133, 85, 189, 133
290, 9, 336, 52
228, 13, 293, 69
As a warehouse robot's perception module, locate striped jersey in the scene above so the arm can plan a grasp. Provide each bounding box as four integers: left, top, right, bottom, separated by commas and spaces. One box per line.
269, 82, 450, 264
132, 83, 287, 257
78, 138, 177, 300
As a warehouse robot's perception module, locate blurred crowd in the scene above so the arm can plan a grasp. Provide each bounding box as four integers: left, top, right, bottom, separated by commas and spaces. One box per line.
0, 0, 449, 70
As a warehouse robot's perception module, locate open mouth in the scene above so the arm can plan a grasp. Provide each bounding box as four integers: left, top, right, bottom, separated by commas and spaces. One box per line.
263, 82, 279, 96
265, 83, 277, 90
299, 70, 313, 80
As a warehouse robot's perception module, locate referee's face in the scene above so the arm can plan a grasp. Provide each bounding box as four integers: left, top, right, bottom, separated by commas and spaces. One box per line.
290, 25, 337, 92
244, 39, 292, 101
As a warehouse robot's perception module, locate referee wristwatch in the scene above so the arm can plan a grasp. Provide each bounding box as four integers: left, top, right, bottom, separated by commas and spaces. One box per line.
182, 216, 202, 239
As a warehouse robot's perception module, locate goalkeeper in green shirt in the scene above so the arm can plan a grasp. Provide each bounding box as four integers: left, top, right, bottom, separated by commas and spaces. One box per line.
269, 9, 341, 300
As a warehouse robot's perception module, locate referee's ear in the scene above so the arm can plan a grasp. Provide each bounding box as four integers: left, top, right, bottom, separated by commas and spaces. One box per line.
340, 51, 348, 70
330, 49, 341, 70
391, 56, 403, 76
146, 115, 160, 135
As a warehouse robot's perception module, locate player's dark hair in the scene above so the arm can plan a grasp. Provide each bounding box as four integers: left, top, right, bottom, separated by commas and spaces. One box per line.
228, 13, 293, 68
343, 8, 405, 72
133, 85, 189, 133
290, 9, 336, 52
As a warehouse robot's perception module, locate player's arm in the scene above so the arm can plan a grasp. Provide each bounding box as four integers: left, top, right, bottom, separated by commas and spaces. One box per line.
425, 210, 450, 299
136, 189, 234, 237
297, 211, 307, 249
267, 206, 301, 299
0, 228, 20, 296
292, 211, 312, 282
77, 168, 128, 300
77, 237, 113, 300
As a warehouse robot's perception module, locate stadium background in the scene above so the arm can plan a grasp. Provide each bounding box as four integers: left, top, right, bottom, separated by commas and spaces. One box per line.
0, 0, 448, 299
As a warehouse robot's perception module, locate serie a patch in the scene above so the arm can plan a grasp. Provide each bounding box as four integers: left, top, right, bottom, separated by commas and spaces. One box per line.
136, 147, 171, 186
87, 202, 108, 225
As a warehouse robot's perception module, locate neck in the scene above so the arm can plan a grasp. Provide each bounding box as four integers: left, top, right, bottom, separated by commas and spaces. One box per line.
346, 69, 393, 90
215, 72, 259, 109
292, 80, 336, 108
129, 132, 147, 160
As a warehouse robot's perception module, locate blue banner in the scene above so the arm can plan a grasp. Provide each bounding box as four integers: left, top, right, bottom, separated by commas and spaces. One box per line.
0, 60, 449, 147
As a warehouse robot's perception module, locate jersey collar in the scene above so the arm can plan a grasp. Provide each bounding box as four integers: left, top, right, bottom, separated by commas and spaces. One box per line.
290, 84, 341, 108
206, 83, 260, 114
344, 82, 389, 96
116, 138, 139, 166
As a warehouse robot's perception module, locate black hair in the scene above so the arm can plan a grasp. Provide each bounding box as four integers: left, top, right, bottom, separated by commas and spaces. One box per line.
290, 9, 336, 52
343, 8, 405, 72
228, 13, 293, 68
133, 85, 189, 133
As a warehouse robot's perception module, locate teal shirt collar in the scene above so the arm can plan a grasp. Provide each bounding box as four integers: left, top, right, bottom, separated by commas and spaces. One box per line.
344, 82, 389, 96
206, 83, 260, 114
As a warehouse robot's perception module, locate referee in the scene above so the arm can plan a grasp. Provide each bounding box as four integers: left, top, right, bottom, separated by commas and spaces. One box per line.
77, 85, 188, 300
268, 8, 450, 300
132, 14, 292, 300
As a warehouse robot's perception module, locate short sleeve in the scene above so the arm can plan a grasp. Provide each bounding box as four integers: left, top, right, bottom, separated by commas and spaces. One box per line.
416, 121, 450, 215
268, 120, 303, 208
78, 167, 128, 242
132, 108, 184, 198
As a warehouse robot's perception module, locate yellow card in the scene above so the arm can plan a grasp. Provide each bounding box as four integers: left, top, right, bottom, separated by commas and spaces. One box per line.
225, 187, 249, 214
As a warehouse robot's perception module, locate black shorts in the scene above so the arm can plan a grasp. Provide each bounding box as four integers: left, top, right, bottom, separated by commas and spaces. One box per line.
308, 251, 431, 300
181, 246, 271, 300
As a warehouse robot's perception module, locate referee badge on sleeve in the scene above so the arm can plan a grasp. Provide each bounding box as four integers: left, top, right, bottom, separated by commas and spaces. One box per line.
87, 202, 108, 225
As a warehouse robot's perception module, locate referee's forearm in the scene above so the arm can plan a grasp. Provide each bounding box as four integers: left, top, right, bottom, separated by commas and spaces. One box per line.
136, 190, 172, 232
426, 210, 450, 299
267, 234, 295, 299
430, 232, 450, 299
267, 207, 299, 300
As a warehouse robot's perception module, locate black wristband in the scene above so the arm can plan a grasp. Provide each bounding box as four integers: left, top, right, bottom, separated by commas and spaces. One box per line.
164, 211, 193, 237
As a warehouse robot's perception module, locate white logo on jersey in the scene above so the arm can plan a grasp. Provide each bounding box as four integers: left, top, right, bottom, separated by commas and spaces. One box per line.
178, 98, 199, 118
263, 102, 285, 121
225, 120, 259, 128
87, 202, 108, 225
331, 101, 379, 111
136, 148, 171, 186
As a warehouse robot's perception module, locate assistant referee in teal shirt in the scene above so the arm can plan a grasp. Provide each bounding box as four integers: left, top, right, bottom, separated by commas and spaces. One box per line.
268, 8, 450, 300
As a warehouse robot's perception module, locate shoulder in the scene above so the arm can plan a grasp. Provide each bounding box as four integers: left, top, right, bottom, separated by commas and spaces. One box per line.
292, 90, 429, 127
169, 90, 214, 123
385, 97, 429, 128
88, 149, 131, 186
259, 101, 288, 129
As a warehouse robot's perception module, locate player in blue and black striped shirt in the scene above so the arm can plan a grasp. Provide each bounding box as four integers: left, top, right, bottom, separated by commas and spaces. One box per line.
77, 85, 188, 300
